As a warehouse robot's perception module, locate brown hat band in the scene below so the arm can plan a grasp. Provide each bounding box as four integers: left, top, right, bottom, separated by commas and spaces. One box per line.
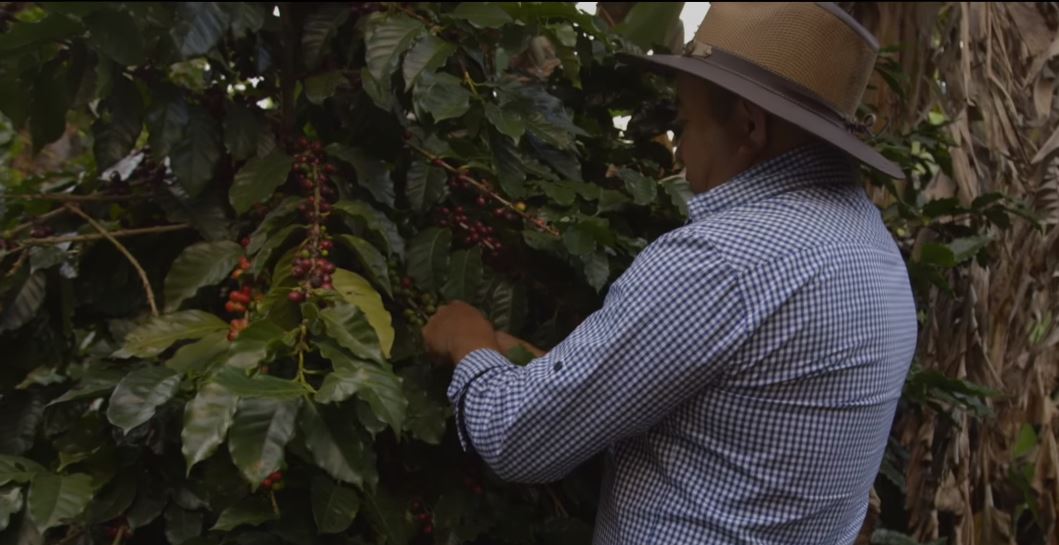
682, 43, 874, 137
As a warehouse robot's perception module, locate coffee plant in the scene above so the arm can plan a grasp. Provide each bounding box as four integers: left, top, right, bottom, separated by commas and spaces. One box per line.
0, 3, 1035, 545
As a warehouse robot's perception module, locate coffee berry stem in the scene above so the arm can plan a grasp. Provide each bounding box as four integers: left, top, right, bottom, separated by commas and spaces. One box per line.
404, 140, 559, 237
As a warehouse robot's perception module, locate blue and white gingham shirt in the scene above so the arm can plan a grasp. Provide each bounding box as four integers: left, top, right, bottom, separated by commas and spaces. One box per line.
447, 143, 918, 544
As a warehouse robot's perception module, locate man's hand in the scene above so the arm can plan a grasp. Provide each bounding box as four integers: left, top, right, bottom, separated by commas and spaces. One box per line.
421, 300, 501, 365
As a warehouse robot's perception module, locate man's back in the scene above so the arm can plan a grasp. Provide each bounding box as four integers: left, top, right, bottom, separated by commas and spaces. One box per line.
592, 144, 917, 544
444, 144, 917, 545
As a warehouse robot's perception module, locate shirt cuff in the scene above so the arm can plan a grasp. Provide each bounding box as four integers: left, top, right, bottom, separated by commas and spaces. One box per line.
446, 348, 517, 453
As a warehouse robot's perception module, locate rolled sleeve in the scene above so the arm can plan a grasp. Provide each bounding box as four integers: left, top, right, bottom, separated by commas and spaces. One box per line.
446, 348, 516, 452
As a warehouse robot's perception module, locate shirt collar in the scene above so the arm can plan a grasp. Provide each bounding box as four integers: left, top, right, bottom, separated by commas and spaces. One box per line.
685, 143, 856, 224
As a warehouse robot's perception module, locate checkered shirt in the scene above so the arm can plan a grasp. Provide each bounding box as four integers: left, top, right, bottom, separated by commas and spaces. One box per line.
447, 143, 918, 544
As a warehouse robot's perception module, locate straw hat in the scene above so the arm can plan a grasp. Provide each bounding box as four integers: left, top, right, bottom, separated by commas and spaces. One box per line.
620, 2, 904, 179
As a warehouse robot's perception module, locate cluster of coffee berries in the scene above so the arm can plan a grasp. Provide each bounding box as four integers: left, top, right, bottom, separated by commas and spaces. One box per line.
227, 253, 256, 341
410, 498, 433, 536
434, 206, 503, 258
389, 268, 436, 327
225, 285, 254, 315
260, 470, 285, 492
230, 255, 252, 281
288, 227, 335, 302
293, 138, 337, 204
102, 517, 132, 539
288, 138, 338, 302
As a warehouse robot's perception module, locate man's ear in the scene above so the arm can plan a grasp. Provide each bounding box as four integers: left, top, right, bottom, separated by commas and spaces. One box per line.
736, 98, 769, 156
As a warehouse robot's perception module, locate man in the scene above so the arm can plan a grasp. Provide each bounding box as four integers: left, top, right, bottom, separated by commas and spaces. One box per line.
422, 3, 918, 544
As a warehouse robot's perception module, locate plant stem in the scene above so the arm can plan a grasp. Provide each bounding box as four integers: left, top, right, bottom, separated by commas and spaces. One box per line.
17, 224, 192, 246
405, 141, 561, 237
65, 204, 160, 317
1, 193, 142, 203
6, 206, 71, 237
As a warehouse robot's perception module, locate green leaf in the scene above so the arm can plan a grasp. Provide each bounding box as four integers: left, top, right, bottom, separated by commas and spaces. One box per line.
115, 310, 229, 359
315, 340, 406, 434
615, 2, 684, 52
1013, 424, 1038, 459
597, 189, 630, 214
223, 103, 261, 161
0, 272, 46, 334
335, 235, 392, 299
30, 60, 71, 151
164, 241, 244, 312
917, 243, 955, 268
661, 176, 691, 217
302, 5, 351, 70
541, 181, 576, 206
364, 489, 414, 545
948, 235, 991, 264
223, 2, 266, 37
364, 13, 424, 83
0, 486, 23, 533
488, 280, 527, 333
0, 14, 81, 54
165, 504, 204, 545
226, 319, 289, 370
182, 382, 239, 474
490, 131, 528, 196
246, 197, 301, 254
46, 368, 124, 407
485, 103, 525, 144
451, 3, 513, 28
319, 301, 384, 363
211, 494, 277, 531
406, 227, 452, 292
331, 269, 394, 359
0, 394, 42, 457
167, 331, 229, 374
325, 144, 395, 207
230, 151, 294, 215
228, 397, 299, 487
214, 367, 311, 400
126, 480, 167, 529
0, 456, 45, 487
106, 366, 182, 434
171, 2, 231, 58
562, 224, 596, 256
93, 77, 145, 169
84, 9, 145, 66
442, 248, 483, 302
300, 402, 377, 490
398, 366, 448, 445
86, 472, 136, 524
171, 107, 222, 198
27, 472, 93, 532
402, 35, 456, 91
404, 160, 448, 212
332, 200, 405, 259
304, 71, 346, 105
581, 251, 609, 292
147, 88, 190, 159
413, 71, 471, 122
311, 476, 360, 534
618, 168, 656, 205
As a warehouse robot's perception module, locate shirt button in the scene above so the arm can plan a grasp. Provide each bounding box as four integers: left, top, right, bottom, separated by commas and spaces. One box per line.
553, 360, 563, 372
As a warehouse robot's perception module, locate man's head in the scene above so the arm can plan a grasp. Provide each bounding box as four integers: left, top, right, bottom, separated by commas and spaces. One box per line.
674, 73, 819, 194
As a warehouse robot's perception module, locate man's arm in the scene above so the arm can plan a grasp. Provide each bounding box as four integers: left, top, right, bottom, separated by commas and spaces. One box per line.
446, 230, 750, 483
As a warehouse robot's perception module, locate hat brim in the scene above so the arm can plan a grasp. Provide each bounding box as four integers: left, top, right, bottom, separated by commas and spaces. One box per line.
617, 52, 905, 180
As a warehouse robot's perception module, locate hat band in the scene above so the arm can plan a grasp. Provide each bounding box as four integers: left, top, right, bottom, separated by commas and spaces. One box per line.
682, 42, 873, 137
